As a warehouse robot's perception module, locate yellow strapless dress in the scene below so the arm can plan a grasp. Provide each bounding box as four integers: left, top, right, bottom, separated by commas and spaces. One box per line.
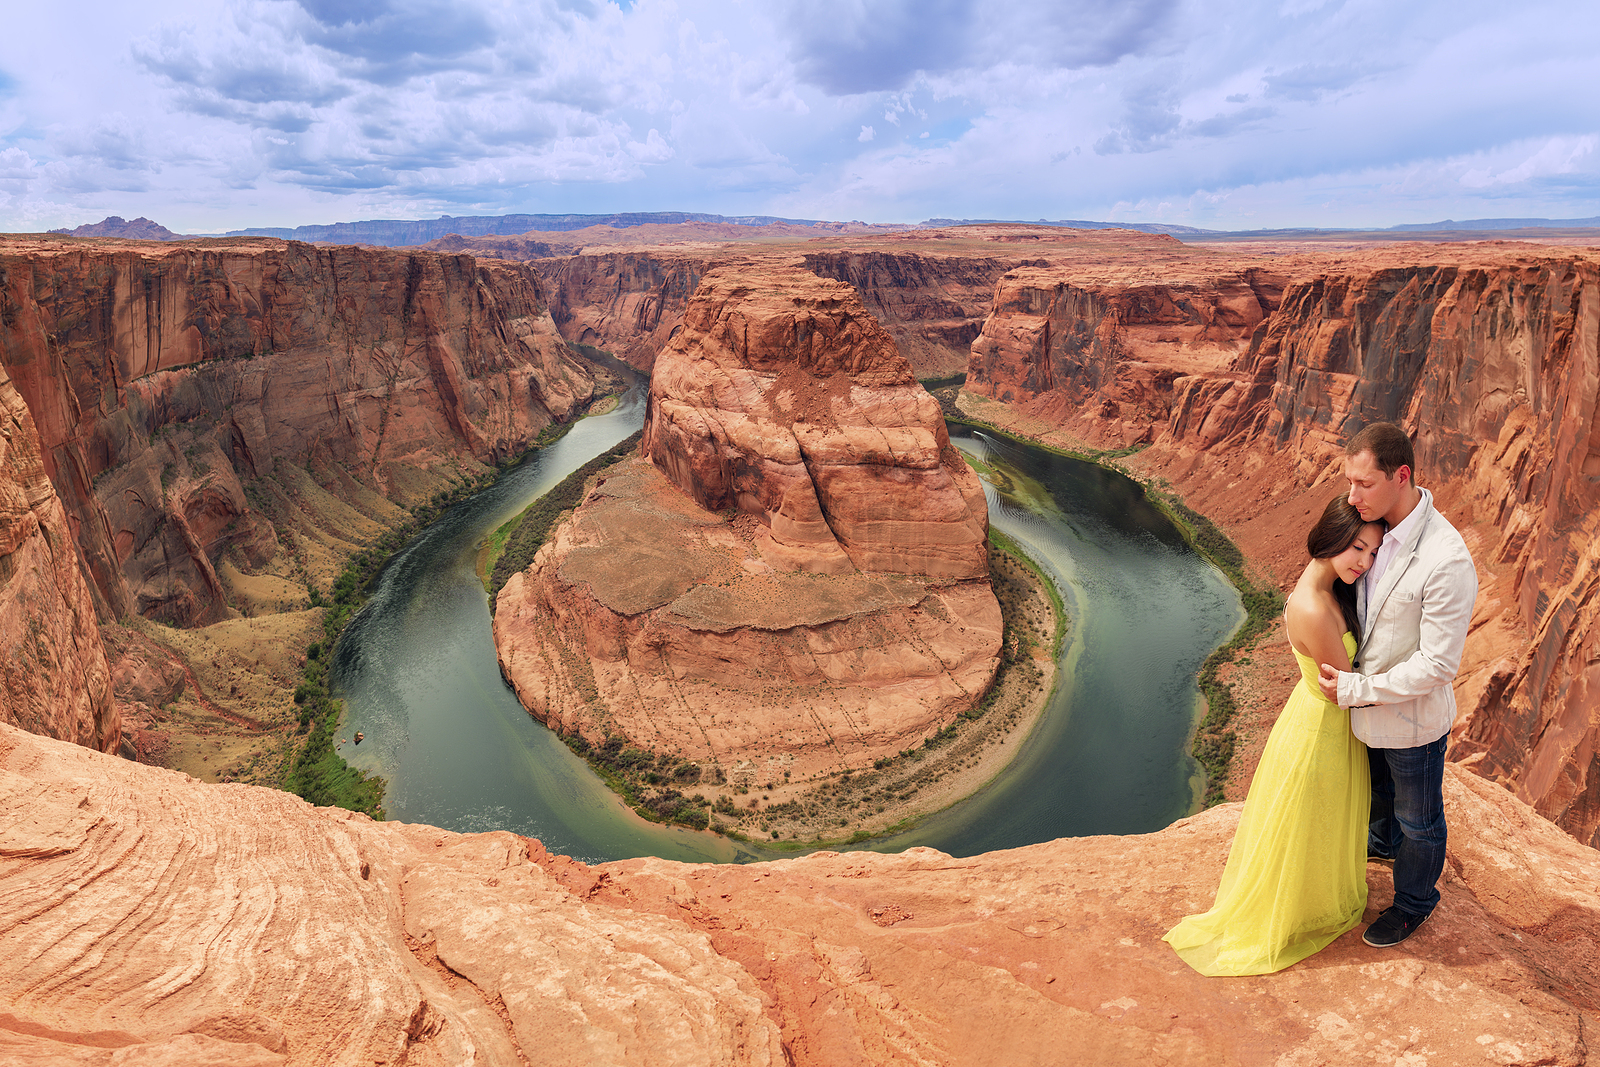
1164, 633, 1370, 975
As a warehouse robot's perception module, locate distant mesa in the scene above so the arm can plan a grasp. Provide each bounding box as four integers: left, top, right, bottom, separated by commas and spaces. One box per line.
220, 211, 877, 247
28, 210, 1600, 250
47, 216, 183, 240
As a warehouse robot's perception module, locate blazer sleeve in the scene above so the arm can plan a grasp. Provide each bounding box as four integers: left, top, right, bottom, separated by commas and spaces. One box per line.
1338, 543, 1478, 707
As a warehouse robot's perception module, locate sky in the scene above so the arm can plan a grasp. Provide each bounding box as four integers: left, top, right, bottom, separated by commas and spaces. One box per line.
2, 0, 1597, 233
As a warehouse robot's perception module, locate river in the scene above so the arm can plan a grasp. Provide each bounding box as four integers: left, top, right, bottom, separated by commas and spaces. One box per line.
333, 392, 1241, 862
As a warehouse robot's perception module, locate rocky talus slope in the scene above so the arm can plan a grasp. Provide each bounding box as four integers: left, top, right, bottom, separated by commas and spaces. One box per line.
0, 236, 596, 630
2, 720, 1594, 1066
958, 241, 1600, 849
494, 265, 999, 781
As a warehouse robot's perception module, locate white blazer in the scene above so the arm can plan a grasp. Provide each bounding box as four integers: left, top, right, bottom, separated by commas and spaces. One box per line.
1338, 488, 1478, 749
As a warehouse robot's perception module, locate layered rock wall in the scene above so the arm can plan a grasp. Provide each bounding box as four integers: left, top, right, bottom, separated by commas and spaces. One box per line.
536, 252, 710, 371
643, 265, 989, 579
800, 250, 1011, 377
965, 263, 1285, 446
0, 364, 117, 752
962, 245, 1600, 847
535, 245, 1009, 379
0, 238, 595, 627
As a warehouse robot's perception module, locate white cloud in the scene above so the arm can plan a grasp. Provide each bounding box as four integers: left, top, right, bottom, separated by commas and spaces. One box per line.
1459, 136, 1597, 190
0, 0, 1594, 230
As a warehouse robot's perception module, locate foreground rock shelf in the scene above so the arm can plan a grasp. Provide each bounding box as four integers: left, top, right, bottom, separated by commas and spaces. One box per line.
1, 721, 1594, 1066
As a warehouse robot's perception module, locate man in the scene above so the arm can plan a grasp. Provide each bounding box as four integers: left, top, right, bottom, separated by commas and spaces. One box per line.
1317, 422, 1477, 949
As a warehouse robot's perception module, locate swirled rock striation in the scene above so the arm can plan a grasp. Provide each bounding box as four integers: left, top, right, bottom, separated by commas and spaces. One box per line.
1, 720, 1594, 1066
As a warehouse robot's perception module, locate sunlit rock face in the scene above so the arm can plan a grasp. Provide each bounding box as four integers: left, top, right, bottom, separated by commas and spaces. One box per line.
493, 455, 1003, 783
0, 236, 596, 626
536, 251, 711, 372
1, 721, 1594, 1066
643, 264, 989, 580
0, 363, 117, 753
961, 242, 1600, 849
494, 265, 1000, 781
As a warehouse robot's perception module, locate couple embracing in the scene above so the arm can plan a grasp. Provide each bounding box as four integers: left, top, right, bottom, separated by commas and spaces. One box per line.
1165, 422, 1478, 976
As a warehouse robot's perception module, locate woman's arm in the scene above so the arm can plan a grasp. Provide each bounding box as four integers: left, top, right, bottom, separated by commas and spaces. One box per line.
1285, 591, 1353, 675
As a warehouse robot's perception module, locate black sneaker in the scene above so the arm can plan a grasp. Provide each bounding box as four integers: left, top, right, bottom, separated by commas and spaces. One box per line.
1362, 906, 1430, 947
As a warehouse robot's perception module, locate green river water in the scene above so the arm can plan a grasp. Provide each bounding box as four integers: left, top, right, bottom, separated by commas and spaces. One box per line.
333, 391, 1241, 862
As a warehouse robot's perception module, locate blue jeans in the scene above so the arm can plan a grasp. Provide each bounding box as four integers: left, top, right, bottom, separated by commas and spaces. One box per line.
1368, 735, 1448, 918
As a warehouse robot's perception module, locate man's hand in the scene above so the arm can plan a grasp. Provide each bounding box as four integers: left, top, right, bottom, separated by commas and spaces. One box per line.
1317, 663, 1341, 702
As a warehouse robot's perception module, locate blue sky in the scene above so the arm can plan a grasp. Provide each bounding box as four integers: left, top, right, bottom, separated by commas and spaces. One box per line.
2, 0, 1597, 232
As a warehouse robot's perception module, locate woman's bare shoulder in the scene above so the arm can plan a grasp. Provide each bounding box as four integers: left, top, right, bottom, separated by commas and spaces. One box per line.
1284, 584, 1342, 651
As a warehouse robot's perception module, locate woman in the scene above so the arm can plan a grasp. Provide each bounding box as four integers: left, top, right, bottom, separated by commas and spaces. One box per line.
1163, 497, 1384, 975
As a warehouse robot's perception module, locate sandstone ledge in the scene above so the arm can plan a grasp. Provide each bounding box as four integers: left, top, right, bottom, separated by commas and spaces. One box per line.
1, 721, 1594, 1066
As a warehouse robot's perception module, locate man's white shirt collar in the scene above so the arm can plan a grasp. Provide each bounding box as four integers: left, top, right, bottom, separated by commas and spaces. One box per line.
1365, 486, 1429, 603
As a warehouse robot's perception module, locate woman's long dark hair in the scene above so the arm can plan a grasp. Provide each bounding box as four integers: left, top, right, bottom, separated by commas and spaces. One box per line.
1306, 496, 1384, 639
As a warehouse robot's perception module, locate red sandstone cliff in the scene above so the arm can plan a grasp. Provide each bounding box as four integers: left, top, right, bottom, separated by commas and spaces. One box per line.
959, 241, 1600, 848
799, 250, 1011, 378
644, 266, 989, 579
536, 252, 710, 371
0, 237, 597, 628
0, 364, 117, 752
2, 719, 1593, 1065
527, 230, 1028, 378
964, 257, 1285, 446
494, 265, 999, 780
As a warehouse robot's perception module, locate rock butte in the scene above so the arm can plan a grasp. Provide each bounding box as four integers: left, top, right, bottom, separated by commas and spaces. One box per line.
2, 721, 1595, 1066
494, 265, 999, 780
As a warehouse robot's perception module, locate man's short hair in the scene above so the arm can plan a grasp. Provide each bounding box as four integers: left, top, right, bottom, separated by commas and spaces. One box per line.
1346, 422, 1414, 478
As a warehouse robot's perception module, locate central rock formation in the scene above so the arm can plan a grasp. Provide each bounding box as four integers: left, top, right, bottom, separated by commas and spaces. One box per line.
643, 266, 989, 579
495, 266, 999, 782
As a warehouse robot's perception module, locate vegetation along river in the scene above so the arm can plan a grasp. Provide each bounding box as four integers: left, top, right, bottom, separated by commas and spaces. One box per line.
334, 393, 1242, 863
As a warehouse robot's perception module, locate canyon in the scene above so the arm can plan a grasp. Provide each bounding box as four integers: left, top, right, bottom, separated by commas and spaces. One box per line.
949, 236, 1600, 850
0, 234, 601, 775
493, 265, 1001, 786
518, 228, 1040, 378
3, 223, 1600, 1061
491, 223, 1600, 852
